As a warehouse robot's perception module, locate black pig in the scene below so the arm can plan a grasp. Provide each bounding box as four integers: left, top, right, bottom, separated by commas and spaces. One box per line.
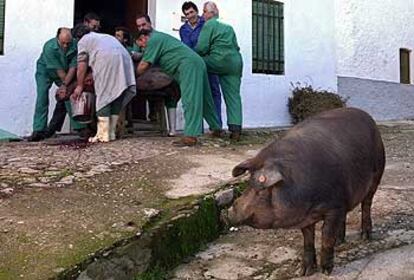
225, 107, 385, 275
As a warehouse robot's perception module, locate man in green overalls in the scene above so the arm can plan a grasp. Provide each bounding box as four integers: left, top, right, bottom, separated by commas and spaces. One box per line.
28, 28, 85, 141
195, 1, 243, 141
136, 29, 221, 146
133, 14, 178, 133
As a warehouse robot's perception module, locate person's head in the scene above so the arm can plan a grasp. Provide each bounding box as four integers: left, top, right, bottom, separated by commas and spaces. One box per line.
203, 1, 219, 21
136, 14, 152, 31
72, 23, 91, 41
56, 27, 72, 52
182, 2, 199, 25
136, 29, 152, 49
83, 12, 101, 32
114, 26, 131, 46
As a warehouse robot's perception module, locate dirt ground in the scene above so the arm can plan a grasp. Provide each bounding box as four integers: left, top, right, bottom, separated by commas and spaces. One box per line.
1, 122, 413, 280
0, 131, 275, 280
171, 122, 414, 280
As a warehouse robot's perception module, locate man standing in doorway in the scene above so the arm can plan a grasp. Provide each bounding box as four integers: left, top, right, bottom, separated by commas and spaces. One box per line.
83, 12, 101, 32
114, 26, 133, 51
195, 1, 243, 141
180, 1, 223, 129
135, 14, 152, 33
28, 28, 86, 141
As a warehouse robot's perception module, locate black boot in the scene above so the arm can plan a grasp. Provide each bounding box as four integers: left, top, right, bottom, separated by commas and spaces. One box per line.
27, 131, 46, 142
75, 127, 95, 140
228, 124, 242, 142
43, 129, 57, 139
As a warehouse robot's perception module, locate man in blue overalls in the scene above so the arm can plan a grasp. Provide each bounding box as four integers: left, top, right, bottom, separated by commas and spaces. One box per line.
179, 1, 223, 129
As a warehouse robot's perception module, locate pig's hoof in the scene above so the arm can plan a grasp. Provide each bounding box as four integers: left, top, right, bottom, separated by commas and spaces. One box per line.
360, 230, 372, 240
301, 265, 316, 276
321, 264, 334, 275
335, 237, 345, 246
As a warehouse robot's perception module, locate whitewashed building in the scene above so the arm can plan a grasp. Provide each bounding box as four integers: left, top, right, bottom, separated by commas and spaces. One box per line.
0, 0, 413, 136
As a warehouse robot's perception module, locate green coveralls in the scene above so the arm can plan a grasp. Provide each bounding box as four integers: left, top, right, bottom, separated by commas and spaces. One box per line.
33, 38, 85, 132
195, 17, 243, 130
142, 31, 221, 137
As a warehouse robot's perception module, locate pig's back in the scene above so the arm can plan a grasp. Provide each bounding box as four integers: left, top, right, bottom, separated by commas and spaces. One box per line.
274, 107, 385, 210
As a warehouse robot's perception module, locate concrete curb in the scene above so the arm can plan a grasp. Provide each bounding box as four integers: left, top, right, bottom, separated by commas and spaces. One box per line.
55, 180, 245, 280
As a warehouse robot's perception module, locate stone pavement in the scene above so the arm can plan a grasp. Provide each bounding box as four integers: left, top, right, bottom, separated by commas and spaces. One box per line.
0, 137, 172, 191
0, 132, 271, 280
170, 122, 414, 280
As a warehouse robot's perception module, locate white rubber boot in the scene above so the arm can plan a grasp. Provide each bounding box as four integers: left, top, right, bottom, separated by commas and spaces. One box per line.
167, 108, 177, 137
89, 117, 110, 143
109, 115, 119, 141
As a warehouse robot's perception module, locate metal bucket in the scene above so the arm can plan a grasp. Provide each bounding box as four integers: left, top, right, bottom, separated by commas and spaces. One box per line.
71, 91, 95, 124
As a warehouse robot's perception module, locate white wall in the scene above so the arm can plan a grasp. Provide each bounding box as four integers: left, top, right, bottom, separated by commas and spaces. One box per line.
154, 0, 338, 128
0, 0, 75, 136
0, 0, 339, 135
335, 0, 414, 82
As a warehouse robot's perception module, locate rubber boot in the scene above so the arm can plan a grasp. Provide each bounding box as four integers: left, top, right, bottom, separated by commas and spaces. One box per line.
228, 124, 242, 142
167, 108, 177, 137
26, 131, 46, 142
89, 117, 110, 143
109, 115, 119, 141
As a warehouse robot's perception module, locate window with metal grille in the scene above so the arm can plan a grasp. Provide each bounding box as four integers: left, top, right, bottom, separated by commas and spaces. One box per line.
252, 0, 284, 75
400, 48, 411, 84
0, 0, 4, 55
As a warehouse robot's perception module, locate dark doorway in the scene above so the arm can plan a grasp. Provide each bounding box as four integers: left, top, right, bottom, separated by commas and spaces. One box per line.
74, 0, 147, 35
74, 0, 150, 122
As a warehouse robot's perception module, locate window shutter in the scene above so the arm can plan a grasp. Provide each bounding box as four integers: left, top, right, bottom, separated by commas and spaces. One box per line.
252, 0, 284, 75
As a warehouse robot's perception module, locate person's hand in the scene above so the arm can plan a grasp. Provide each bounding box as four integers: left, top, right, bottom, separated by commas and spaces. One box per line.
56, 85, 68, 101
71, 85, 84, 101
131, 51, 143, 62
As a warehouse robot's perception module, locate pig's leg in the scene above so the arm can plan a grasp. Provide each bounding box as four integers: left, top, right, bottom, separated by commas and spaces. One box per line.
361, 176, 380, 240
301, 223, 317, 276
336, 215, 346, 245
361, 192, 375, 240
320, 210, 346, 275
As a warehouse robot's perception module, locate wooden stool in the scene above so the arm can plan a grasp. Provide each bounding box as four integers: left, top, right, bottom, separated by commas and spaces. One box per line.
144, 90, 169, 136
124, 90, 169, 136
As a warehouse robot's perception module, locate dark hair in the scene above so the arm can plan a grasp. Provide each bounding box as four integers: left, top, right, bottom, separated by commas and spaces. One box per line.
56, 27, 63, 37
182, 1, 198, 14
115, 26, 132, 46
56, 27, 71, 38
72, 23, 91, 40
83, 12, 101, 23
137, 29, 152, 38
115, 26, 130, 34
135, 14, 151, 24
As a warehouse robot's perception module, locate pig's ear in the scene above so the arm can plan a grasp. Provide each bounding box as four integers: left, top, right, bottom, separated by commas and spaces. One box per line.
232, 159, 254, 177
